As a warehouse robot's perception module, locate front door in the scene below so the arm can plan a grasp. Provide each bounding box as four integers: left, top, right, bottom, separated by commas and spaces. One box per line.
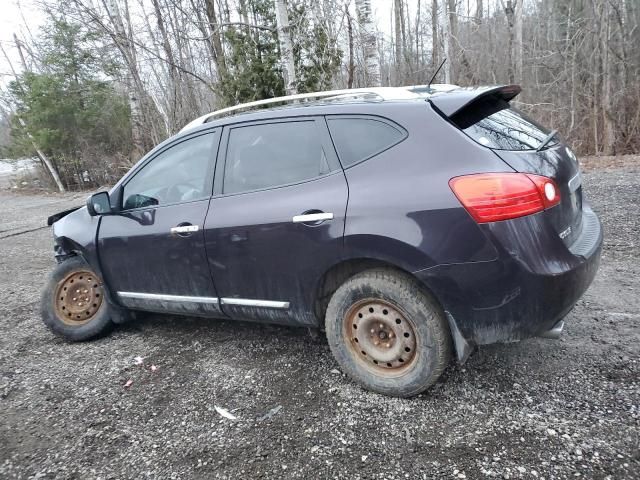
98, 130, 223, 316
204, 118, 348, 325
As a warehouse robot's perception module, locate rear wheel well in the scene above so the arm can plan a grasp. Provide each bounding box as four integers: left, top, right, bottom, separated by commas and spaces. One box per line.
314, 259, 441, 326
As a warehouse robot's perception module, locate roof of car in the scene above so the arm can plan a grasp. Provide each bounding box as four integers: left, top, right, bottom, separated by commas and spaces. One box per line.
179, 85, 460, 134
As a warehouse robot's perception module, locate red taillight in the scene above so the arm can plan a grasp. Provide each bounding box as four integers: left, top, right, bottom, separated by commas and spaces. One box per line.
449, 173, 561, 223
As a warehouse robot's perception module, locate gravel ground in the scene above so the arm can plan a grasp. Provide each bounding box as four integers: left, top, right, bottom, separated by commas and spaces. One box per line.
0, 165, 638, 479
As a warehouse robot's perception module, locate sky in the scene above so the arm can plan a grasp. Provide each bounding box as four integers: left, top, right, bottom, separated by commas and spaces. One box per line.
0, 0, 45, 86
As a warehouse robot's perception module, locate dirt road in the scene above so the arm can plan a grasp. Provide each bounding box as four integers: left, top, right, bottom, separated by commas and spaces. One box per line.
0, 166, 638, 479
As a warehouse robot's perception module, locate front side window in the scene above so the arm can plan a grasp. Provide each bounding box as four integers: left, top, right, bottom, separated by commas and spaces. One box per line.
122, 132, 217, 210
327, 117, 406, 167
223, 120, 331, 194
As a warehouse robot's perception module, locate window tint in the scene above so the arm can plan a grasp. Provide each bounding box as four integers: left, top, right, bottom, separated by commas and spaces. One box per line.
327, 117, 405, 167
123, 132, 216, 210
223, 121, 330, 194
459, 101, 558, 151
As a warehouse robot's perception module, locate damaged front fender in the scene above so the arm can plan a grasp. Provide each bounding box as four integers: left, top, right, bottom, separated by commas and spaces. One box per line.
47, 206, 82, 226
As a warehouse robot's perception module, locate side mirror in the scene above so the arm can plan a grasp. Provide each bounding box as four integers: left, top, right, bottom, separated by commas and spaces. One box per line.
87, 191, 112, 216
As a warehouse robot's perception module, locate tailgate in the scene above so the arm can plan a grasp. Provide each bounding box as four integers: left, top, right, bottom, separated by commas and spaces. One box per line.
429, 84, 583, 247
493, 146, 583, 247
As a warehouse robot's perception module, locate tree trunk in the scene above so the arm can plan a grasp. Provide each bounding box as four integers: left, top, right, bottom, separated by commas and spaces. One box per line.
204, 0, 228, 83
504, 0, 516, 84
355, 0, 381, 87
151, 0, 180, 130
475, 0, 484, 24
394, 0, 403, 83
441, 0, 451, 83
447, 0, 456, 82
274, 0, 297, 95
104, 0, 147, 158
431, 0, 439, 68
346, 6, 355, 89
415, 0, 421, 78
514, 0, 523, 84
601, 2, 616, 155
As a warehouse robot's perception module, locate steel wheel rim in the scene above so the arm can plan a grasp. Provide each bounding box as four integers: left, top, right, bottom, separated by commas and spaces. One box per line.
344, 299, 418, 376
54, 270, 103, 326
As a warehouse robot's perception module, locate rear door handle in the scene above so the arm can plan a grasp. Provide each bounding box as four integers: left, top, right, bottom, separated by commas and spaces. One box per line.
170, 224, 199, 236
292, 212, 334, 224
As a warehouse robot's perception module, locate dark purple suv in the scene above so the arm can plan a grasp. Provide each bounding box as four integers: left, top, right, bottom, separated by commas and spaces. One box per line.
42, 85, 602, 397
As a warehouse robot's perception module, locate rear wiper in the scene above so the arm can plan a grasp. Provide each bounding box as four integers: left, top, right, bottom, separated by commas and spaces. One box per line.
536, 129, 558, 152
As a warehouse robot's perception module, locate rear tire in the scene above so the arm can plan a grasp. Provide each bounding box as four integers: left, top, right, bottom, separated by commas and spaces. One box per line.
41, 256, 114, 341
325, 268, 451, 397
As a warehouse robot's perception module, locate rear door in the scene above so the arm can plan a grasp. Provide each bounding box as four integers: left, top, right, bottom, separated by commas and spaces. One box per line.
98, 130, 223, 316
203, 117, 348, 325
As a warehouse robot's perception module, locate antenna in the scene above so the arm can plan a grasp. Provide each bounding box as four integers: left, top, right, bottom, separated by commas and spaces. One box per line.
427, 58, 447, 88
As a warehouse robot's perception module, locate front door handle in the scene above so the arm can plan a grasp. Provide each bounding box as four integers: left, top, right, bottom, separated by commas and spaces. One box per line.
292, 211, 334, 224
170, 223, 199, 237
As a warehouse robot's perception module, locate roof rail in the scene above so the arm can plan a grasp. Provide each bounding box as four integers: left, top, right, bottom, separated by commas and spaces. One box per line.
179, 87, 421, 133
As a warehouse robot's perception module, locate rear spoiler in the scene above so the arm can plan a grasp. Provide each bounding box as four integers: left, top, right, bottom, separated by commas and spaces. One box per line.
428, 84, 521, 119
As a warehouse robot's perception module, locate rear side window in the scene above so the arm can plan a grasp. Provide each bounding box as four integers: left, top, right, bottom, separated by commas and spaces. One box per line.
457, 99, 558, 151
223, 120, 331, 194
327, 117, 406, 167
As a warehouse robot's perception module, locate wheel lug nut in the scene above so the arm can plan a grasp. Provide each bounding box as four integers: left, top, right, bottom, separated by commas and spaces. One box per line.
389, 332, 395, 338
370, 329, 375, 334
379, 324, 384, 329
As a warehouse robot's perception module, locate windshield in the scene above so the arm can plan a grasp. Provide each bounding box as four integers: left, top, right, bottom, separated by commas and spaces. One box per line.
458, 99, 559, 151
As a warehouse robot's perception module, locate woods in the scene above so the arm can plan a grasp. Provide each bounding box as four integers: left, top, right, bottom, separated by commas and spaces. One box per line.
1, 0, 639, 190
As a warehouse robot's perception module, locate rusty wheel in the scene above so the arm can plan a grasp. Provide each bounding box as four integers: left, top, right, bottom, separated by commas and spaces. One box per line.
42, 257, 115, 341
325, 268, 452, 397
54, 270, 104, 326
345, 300, 417, 376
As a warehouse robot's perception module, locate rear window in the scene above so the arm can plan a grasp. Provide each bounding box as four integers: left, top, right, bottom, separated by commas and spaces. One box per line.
456, 98, 558, 151
327, 117, 406, 167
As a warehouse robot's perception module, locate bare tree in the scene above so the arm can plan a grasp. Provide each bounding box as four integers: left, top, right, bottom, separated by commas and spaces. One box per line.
103, 0, 150, 157
274, 0, 297, 95
431, 0, 439, 68
355, 0, 381, 87
394, 0, 404, 83
514, 0, 523, 84
600, 0, 616, 154
204, 0, 227, 83
441, 0, 451, 82
346, 5, 355, 89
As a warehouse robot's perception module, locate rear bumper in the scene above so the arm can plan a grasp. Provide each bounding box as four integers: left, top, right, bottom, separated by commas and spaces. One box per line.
414, 205, 602, 347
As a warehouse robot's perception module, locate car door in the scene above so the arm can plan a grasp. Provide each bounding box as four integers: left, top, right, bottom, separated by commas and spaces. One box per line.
203, 117, 348, 326
98, 129, 224, 316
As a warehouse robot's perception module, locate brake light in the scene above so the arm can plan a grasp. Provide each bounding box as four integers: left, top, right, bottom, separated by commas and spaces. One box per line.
449, 173, 561, 223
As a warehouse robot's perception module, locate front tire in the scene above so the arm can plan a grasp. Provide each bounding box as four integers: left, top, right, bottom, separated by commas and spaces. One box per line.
325, 268, 451, 397
41, 256, 114, 341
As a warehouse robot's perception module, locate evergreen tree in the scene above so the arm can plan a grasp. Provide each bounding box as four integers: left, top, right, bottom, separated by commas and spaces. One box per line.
8, 18, 131, 188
